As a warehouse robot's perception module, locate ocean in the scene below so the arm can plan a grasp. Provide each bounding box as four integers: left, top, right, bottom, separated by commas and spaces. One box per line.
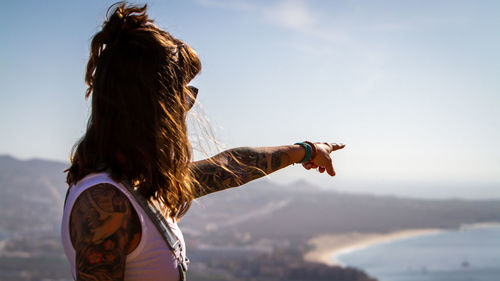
335, 225, 500, 281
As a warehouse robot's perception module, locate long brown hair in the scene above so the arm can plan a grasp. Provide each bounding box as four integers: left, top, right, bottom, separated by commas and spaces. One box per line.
66, 2, 201, 219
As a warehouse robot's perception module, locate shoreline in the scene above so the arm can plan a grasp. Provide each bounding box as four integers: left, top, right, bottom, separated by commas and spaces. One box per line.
304, 222, 500, 267
459, 221, 500, 230
304, 228, 444, 266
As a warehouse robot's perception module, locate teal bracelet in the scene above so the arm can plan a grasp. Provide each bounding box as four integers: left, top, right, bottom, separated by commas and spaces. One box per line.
294, 142, 312, 163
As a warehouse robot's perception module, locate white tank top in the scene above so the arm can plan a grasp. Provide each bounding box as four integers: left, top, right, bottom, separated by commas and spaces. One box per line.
61, 172, 185, 281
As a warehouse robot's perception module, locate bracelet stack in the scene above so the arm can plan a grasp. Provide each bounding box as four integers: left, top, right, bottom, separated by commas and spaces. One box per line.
294, 141, 317, 163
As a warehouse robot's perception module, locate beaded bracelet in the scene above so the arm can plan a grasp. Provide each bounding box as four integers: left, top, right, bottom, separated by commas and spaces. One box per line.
294, 142, 312, 163
304, 141, 317, 160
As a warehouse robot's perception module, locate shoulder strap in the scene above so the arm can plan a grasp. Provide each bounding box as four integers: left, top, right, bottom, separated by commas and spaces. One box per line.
121, 181, 189, 281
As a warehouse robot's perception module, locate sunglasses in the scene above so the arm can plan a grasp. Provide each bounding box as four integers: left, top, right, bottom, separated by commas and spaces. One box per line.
185, 85, 198, 110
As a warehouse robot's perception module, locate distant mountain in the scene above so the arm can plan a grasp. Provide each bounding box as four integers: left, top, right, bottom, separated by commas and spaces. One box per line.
2, 154, 500, 241
2, 155, 500, 281
181, 176, 500, 241
0, 155, 68, 234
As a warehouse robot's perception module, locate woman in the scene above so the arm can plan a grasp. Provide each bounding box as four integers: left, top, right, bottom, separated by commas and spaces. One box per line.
61, 3, 345, 280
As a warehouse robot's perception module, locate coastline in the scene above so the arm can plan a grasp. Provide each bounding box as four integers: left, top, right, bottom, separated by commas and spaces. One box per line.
459, 221, 500, 230
304, 228, 443, 266
304, 222, 500, 267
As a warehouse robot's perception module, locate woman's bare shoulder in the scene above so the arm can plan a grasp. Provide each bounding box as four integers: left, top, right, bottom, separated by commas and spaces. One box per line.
69, 183, 141, 280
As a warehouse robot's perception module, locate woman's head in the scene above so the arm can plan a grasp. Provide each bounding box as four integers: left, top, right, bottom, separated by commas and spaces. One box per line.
67, 2, 201, 218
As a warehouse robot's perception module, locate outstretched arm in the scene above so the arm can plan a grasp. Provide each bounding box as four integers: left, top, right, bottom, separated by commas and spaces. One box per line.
191, 142, 345, 198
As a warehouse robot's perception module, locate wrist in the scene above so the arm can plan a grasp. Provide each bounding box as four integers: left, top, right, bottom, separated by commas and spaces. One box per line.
304, 141, 317, 160
294, 142, 313, 163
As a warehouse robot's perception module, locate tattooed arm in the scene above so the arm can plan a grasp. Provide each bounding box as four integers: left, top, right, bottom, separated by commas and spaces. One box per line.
192, 145, 305, 198
191, 146, 286, 198
70, 183, 141, 281
192, 143, 346, 198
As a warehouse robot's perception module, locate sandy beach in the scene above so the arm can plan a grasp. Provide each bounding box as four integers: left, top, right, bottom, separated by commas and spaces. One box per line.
459, 221, 500, 230
304, 228, 444, 266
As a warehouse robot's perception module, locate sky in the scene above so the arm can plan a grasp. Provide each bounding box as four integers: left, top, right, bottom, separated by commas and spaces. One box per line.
1, 0, 499, 198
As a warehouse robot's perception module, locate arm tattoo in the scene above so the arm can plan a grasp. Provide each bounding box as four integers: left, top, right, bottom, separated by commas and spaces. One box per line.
70, 183, 141, 281
192, 147, 291, 197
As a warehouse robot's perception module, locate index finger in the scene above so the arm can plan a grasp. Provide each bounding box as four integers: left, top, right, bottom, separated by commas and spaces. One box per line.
328, 143, 345, 152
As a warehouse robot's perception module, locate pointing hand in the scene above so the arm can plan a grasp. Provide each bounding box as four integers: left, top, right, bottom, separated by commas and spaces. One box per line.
302, 142, 345, 177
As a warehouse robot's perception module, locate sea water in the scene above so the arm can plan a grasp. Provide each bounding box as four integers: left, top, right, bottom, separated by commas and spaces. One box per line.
335, 225, 500, 281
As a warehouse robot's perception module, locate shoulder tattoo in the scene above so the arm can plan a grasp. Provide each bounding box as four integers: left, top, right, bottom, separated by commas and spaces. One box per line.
70, 183, 141, 280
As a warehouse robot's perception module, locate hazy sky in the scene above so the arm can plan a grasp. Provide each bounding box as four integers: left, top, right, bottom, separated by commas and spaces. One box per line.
1, 0, 499, 198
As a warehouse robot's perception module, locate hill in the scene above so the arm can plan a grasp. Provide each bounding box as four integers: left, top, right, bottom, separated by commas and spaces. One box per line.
1, 154, 500, 280
181, 179, 500, 241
